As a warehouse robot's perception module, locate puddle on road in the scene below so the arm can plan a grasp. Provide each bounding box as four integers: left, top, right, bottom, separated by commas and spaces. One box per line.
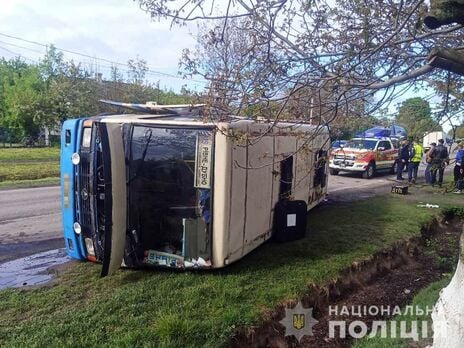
0, 249, 70, 290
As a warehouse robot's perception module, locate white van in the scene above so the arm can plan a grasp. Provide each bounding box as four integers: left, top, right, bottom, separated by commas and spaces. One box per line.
423, 131, 452, 151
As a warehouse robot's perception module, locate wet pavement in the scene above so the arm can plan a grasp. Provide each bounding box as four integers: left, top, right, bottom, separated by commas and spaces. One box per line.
0, 248, 71, 290
0, 238, 64, 264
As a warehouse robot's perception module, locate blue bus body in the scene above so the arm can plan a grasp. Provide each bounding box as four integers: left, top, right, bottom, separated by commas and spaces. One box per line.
61, 118, 86, 260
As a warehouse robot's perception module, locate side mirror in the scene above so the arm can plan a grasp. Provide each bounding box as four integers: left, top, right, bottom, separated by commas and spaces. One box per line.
340, 144, 344, 148
377, 146, 385, 151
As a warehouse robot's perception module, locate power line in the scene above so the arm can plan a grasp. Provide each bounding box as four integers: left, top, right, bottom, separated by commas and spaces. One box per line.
0, 39, 46, 56
0, 46, 39, 63
0, 32, 207, 84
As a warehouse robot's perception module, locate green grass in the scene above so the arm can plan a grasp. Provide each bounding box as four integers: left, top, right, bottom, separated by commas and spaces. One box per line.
0, 147, 60, 162
0, 162, 60, 181
353, 276, 452, 348
0, 177, 60, 189
0, 148, 60, 187
403, 183, 464, 210
0, 196, 441, 347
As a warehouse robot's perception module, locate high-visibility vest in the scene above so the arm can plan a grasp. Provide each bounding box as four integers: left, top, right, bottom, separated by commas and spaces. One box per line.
412, 144, 423, 162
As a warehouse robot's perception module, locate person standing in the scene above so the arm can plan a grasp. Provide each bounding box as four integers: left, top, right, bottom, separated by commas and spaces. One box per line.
425, 142, 436, 184
430, 139, 449, 187
397, 139, 410, 181
408, 139, 424, 183
453, 143, 464, 194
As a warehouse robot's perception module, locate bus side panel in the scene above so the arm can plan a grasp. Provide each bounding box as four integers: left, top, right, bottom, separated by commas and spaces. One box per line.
225, 138, 248, 263
211, 131, 232, 268
293, 137, 311, 203
242, 136, 274, 257
61, 119, 86, 260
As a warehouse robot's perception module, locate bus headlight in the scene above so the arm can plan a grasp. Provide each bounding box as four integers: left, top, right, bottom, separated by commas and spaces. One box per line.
71, 153, 80, 165
73, 222, 82, 234
84, 238, 95, 256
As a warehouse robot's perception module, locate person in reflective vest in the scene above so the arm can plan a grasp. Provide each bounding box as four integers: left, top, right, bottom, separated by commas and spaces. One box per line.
408, 140, 424, 184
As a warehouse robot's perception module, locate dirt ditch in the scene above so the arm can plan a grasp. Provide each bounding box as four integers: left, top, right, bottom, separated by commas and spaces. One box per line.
229, 213, 463, 348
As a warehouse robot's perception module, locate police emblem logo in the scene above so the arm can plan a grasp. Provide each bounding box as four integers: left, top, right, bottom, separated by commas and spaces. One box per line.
279, 302, 318, 342
293, 313, 305, 330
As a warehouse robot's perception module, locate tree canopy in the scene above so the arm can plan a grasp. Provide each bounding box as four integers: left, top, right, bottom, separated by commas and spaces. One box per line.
138, 0, 464, 133
395, 97, 441, 140
0, 47, 193, 139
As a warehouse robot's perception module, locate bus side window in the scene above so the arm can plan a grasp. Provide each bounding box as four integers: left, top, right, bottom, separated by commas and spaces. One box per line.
314, 150, 327, 188
279, 156, 293, 200
65, 129, 71, 145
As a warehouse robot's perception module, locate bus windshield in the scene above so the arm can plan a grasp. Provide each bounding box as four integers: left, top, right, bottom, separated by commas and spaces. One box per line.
125, 125, 213, 267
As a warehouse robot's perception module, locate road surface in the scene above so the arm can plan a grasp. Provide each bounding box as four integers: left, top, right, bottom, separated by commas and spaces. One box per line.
0, 171, 398, 247
0, 186, 62, 244
0, 186, 64, 263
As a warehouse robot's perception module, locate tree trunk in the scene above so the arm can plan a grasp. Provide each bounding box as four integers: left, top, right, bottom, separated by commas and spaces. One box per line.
424, 0, 464, 29
432, 232, 464, 347
428, 48, 464, 76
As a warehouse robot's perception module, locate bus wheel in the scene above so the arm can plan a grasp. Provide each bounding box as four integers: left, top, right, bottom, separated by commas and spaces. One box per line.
329, 168, 339, 175
362, 162, 375, 179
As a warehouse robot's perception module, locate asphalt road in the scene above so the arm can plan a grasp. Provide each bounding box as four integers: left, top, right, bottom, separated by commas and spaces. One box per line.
0, 171, 399, 246
0, 186, 62, 244
329, 169, 397, 194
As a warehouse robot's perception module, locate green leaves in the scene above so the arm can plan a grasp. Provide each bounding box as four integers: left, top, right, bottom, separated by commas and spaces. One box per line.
0, 51, 193, 137
1, 62, 44, 136
395, 97, 441, 141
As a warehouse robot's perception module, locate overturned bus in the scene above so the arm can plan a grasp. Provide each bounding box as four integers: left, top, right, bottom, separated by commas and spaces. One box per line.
61, 103, 329, 276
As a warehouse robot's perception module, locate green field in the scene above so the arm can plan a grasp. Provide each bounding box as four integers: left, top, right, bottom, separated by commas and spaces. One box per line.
0, 147, 60, 187
0, 147, 60, 162
0, 196, 452, 347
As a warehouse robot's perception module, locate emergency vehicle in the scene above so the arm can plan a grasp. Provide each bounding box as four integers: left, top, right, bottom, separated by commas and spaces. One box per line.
329, 137, 399, 179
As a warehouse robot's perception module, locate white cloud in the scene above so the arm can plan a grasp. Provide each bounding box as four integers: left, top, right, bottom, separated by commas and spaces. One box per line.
0, 0, 202, 90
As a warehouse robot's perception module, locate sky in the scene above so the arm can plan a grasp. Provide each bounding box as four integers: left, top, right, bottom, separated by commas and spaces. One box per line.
0, 0, 205, 91
0, 0, 455, 132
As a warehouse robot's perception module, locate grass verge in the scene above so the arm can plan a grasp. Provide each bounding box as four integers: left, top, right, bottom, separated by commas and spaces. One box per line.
0, 148, 60, 188
0, 162, 60, 182
0, 177, 60, 190
0, 147, 60, 162
0, 195, 445, 347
